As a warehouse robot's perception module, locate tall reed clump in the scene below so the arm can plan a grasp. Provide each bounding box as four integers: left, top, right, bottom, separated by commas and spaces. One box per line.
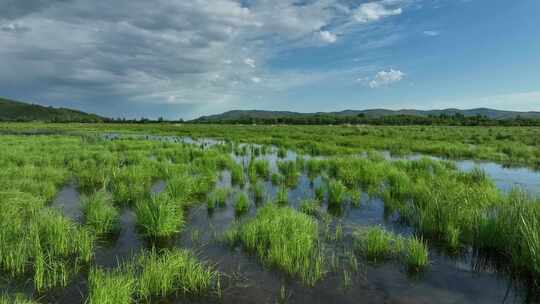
252, 181, 266, 203
82, 189, 120, 235
299, 199, 320, 217
88, 266, 136, 304
110, 163, 156, 205
328, 179, 347, 207
226, 204, 324, 286
234, 192, 249, 215
353, 226, 429, 272
277, 161, 300, 187
88, 249, 218, 303
353, 226, 397, 262
0, 192, 94, 291
475, 189, 540, 282
137, 249, 218, 298
252, 159, 270, 180
276, 185, 288, 205
0, 293, 39, 304
404, 236, 429, 272
135, 193, 184, 239
207, 187, 230, 210
230, 164, 245, 186
277, 147, 287, 158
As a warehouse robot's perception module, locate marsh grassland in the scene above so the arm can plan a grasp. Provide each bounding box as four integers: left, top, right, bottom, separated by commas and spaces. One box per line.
1, 123, 540, 303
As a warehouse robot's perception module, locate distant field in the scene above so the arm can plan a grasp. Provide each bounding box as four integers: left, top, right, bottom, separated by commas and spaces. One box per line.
2, 123, 539, 169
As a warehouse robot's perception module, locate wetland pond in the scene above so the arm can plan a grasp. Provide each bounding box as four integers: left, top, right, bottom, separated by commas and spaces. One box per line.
5, 133, 540, 303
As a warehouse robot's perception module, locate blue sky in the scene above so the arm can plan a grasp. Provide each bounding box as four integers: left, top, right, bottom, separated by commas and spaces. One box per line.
0, 0, 538, 119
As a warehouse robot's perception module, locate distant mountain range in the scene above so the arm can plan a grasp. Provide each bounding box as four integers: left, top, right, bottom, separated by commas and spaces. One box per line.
0, 97, 107, 122
193, 108, 540, 122
1, 96, 538, 124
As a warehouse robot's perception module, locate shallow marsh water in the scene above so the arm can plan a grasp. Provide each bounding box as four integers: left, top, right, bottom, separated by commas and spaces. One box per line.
3, 133, 539, 303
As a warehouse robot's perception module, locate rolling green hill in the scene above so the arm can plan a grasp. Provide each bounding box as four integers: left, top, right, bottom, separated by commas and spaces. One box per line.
0, 97, 107, 122
193, 108, 540, 123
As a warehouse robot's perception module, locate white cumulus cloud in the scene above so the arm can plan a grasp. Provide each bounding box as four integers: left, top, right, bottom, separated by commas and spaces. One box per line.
318, 30, 337, 43
244, 58, 256, 68
354, 2, 402, 23
367, 69, 405, 88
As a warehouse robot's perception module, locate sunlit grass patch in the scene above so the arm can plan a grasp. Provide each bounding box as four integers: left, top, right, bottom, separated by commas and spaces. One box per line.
234, 192, 249, 215
82, 189, 120, 235
226, 204, 324, 286
404, 236, 429, 271
299, 199, 320, 217
88, 249, 218, 303
207, 187, 230, 210
0, 192, 94, 291
252, 181, 266, 203
135, 193, 184, 239
353, 226, 397, 262
137, 249, 218, 298
353, 226, 429, 272
328, 179, 347, 207
88, 266, 136, 304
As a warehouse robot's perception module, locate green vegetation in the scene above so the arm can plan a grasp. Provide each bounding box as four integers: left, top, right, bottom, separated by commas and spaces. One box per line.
234, 192, 249, 215
0, 293, 39, 304
135, 193, 184, 239
226, 204, 324, 286
192, 109, 540, 126
327, 179, 347, 207
353, 227, 429, 271
252, 181, 266, 203
1, 123, 540, 300
88, 266, 136, 304
207, 187, 230, 210
82, 189, 120, 235
299, 199, 320, 217
0, 192, 94, 291
0, 97, 106, 122
137, 249, 217, 298
89, 249, 217, 303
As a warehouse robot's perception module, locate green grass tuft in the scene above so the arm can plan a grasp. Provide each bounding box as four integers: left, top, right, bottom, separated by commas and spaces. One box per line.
227, 204, 324, 286
135, 193, 184, 239
82, 189, 120, 235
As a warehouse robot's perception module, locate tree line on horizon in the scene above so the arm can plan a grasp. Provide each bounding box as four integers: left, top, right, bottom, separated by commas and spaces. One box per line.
3, 113, 540, 126
191, 113, 540, 126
